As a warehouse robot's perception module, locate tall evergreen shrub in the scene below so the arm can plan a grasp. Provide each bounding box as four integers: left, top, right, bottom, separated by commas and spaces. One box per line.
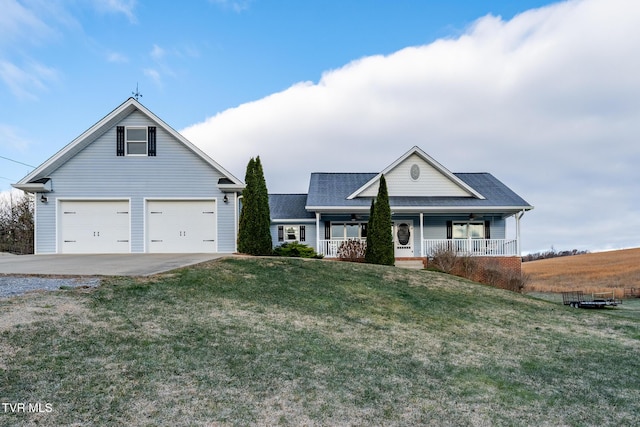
365, 174, 395, 265
237, 156, 273, 255
364, 199, 376, 264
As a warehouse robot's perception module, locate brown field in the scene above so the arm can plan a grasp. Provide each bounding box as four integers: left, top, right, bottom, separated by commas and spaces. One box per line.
522, 247, 640, 297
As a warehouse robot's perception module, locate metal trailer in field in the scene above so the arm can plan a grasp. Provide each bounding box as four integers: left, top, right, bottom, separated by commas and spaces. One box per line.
562, 291, 621, 309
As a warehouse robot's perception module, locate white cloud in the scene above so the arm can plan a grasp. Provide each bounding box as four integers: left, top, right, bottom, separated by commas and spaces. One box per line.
182, 0, 640, 253
0, 124, 30, 150
0, 0, 56, 47
106, 51, 128, 63
209, 0, 252, 13
0, 60, 58, 100
93, 0, 137, 23
150, 44, 165, 61
143, 68, 162, 88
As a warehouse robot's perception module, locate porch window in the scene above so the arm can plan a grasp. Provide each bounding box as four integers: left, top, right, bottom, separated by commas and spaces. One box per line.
452, 222, 486, 239
330, 223, 367, 239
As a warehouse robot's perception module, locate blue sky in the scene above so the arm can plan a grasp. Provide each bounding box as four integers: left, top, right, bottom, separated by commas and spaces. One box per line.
2, 0, 639, 253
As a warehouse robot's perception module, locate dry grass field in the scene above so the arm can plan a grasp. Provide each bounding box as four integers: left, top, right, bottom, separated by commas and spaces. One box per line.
522, 247, 640, 297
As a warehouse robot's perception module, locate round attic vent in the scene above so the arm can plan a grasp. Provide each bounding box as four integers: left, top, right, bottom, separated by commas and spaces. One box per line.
410, 164, 420, 180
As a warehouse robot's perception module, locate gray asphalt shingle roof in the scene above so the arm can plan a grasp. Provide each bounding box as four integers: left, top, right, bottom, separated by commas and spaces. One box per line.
269, 194, 315, 219
304, 172, 532, 209
269, 172, 532, 219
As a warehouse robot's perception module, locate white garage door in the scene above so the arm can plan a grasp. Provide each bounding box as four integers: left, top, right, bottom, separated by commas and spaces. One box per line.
59, 200, 130, 253
146, 200, 217, 253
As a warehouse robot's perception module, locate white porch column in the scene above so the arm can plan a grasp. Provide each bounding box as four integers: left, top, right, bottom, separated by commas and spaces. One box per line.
315, 212, 321, 253
419, 212, 424, 257
516, 210, 525, 256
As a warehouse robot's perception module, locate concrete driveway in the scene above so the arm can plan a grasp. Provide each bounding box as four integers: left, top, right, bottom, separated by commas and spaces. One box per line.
0, 253, 227, 276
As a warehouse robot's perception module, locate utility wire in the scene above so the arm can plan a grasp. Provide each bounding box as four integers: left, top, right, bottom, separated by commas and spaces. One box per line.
0, 155, 36, 168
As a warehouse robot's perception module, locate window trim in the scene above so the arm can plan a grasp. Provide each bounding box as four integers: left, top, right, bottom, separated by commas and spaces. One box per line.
278, 225, 306, 242
329, 222, 368, 239
125, 126, 148, 156
452, 221, 486, 239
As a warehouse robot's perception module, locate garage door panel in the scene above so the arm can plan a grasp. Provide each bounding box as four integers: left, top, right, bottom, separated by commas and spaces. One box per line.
146, 200, 217, 253
59, 201, 130, 254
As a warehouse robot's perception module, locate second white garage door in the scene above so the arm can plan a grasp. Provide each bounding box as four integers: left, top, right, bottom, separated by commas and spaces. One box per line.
146, 200, 217, 253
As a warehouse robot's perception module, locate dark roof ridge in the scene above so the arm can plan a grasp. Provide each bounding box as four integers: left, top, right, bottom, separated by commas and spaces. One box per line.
310, 172, 377, 175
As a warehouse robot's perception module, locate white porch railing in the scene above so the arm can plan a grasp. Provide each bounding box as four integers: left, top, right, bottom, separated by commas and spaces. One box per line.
318, 238, 367, 258
318, 238, 519, 258
422, 239, 519, 257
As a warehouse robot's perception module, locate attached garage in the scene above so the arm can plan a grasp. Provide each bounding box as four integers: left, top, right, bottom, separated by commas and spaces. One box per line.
146, 199, 217, 253
59, 200, 130, 253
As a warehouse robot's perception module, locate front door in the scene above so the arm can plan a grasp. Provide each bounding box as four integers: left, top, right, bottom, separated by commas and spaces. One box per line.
393, 221, 414, 257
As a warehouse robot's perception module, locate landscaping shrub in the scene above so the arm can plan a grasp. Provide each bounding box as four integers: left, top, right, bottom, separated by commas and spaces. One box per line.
429, 244, 459, 274
429, 245, 529, 293
273, 241, 321, 258
337, 239, 366, 262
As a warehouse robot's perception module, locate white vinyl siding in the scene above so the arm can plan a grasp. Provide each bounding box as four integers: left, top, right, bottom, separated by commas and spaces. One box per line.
358, 154, 472, 198
35, 110, 237, 254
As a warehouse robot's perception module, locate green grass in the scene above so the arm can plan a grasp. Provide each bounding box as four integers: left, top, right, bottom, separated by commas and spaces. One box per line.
1, 257, 639, 426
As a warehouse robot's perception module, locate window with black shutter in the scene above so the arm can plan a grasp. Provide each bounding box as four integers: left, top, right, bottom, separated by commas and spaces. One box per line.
278, 226, 284, 242
119, 126, 153, 156
484, 220, 491, 239
300, 225, 306, 242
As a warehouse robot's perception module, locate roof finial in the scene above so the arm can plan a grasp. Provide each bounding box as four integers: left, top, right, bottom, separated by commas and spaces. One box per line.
132, 83, 142, 101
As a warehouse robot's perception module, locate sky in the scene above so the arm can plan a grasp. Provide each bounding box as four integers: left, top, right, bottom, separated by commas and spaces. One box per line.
1, 0, 639, 254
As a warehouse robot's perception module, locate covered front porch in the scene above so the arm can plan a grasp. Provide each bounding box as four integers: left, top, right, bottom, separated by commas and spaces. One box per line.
315, 211, 526, 259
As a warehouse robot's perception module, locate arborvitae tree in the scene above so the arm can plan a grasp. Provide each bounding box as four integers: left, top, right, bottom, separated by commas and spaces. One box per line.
252, 156, 273, 254
237, 156, 272, 255
365, 174, 395, 265
375, 175, 395, 265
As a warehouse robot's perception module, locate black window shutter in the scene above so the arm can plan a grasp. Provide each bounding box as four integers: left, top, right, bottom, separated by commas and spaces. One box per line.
446, 221, 453, 239
484, 220, 491, 239
324, 222, 331, 239
116, 126, 125, 156
300, 225, 306, 242
148, 126, 156, 156
278, 226, 284, 242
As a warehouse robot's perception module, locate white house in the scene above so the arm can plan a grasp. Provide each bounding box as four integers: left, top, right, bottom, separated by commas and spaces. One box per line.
269, 146, 533, 269
14, 100, 533, 268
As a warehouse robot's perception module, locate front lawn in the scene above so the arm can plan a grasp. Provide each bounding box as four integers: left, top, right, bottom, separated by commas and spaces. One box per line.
1, 257, 639, 426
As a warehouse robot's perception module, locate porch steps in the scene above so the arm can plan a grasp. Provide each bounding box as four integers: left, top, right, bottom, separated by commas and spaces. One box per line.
395, 260, 425, 270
